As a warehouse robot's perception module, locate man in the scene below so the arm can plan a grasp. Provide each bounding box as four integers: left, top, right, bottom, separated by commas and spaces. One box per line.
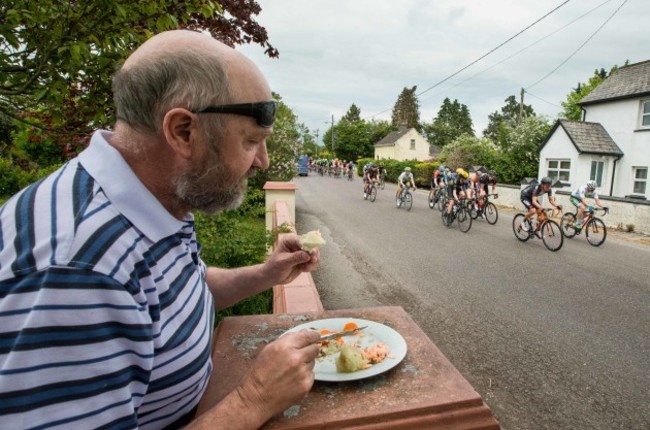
444, 168, 469, 223
396, 166, 416, 207
519, 176, 561, 231
0, 30, 321, 429
363, 163, 379, 198
570, 180, 605, 232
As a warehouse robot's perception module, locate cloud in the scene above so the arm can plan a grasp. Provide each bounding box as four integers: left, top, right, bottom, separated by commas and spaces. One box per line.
238, 0, 647, 139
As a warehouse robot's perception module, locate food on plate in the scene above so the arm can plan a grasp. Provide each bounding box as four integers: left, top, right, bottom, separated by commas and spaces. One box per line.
343, 321, 359, 332
361, 342, 390, 364
299, 230, 326, 253
336, 346, 370, 373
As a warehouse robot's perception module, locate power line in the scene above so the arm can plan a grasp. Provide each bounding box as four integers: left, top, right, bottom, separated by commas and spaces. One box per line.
526, 0, 629, 89
369, 0, 572, 119
419, 0, 614, 104
524, 90, 563, 108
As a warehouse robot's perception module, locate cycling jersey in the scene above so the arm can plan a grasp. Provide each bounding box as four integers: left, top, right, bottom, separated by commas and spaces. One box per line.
398, 172, 414, 185
571, 184, 599, 200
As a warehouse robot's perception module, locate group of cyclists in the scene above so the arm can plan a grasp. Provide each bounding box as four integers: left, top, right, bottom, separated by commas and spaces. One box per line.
309, 157, 607, 239
309, 158, 356, 178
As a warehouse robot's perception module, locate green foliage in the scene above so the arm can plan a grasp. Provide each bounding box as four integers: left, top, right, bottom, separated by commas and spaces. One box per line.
423, 98, 474, 147
0, 157, 63, 197
483, 95, 535, 143
1, 0, 276, 154
322, 115, 392, 161
561, 65, 620, 120
12, 123, 66, 167
391, 86, 420, 130
438, 134, 497, 171
342, 104, 362, 122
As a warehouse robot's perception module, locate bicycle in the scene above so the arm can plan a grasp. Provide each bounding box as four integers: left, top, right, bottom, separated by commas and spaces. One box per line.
347, 168, 354, 181
363, 180, 378, 203
560, 206, 609, 246
512, 208, 564, 252
469, 194, 499, 225
396, 187, 413, 211
428, 186, 448, 211
378, 171, 386, 190
441, 198, 472, 232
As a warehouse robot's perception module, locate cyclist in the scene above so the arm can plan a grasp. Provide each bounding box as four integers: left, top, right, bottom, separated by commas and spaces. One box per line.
378, 163, 387, 184
570, 180, 606, 232
363, 163, 380, 198
445, 168, 469, 222
396, 167, 417, 207
519, 177, 561, 231
475, 170, 499, 217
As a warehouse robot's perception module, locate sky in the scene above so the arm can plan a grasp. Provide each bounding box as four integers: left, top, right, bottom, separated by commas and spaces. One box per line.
236, 0, 647, 143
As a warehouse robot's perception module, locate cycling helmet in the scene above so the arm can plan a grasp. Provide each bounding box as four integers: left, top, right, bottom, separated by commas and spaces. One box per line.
488, 170, 497, 178
540, 176, 552, 185
456, 168, 469, 179
405, 167, 412, 172
479, 173, 489, 184
586, 180, 597, 190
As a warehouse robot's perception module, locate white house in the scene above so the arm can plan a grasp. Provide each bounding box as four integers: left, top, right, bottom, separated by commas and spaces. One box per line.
374, 126, 440, 161
539, 60, 650, 199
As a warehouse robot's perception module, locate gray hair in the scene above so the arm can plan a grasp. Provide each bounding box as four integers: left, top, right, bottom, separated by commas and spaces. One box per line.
112, 47, 230, 136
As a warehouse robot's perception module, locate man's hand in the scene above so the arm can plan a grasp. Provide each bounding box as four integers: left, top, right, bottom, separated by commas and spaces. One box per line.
264, 233, 320, 286
237, 330, 320, 424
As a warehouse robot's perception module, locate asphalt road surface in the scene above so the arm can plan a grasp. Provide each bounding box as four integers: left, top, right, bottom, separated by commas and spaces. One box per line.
294, 173, 649, 430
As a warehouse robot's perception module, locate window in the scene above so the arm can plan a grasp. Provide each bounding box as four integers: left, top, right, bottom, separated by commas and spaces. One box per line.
547, 160, 571, 183
633, 167, 647, 194
410, 139, 416, 150
641, 101, 650, 128
590, 161, 604, 187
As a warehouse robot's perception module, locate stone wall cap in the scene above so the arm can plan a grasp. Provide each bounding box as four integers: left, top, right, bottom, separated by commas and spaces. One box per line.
264, 181, 297, 191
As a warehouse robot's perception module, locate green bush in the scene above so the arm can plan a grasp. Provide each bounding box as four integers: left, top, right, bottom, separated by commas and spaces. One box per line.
0, 157, 63, 198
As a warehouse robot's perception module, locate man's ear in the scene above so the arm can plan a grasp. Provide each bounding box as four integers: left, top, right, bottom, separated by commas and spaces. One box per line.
162, 108, 197, 160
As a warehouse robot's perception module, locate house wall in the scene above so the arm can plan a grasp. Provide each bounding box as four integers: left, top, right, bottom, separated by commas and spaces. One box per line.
584, 99, 650, 198
396, 129, 430, 161
375, 145, 395, 160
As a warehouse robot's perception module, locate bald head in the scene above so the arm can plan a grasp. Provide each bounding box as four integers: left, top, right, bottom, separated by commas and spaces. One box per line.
112, 30, 271, 135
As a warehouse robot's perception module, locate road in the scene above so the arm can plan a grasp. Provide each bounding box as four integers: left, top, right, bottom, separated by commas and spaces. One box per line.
294, 174, 650, 430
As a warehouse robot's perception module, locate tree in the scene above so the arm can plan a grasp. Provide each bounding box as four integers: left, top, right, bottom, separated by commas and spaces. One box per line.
424, 98, 474, 147
560, 65, 622, 120
0, 0, 277, 157
391, 86, 420, 130
483, 95, 535, 143
342, 104, 362, 123
438, 134, 497, 170
493, 116, 551, 184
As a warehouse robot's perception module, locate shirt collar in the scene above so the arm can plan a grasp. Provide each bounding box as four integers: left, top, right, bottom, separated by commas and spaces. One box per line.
79, 130, 189, 242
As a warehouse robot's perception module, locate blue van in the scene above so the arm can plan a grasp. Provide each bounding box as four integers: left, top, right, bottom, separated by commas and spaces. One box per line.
298, 154, 309, 176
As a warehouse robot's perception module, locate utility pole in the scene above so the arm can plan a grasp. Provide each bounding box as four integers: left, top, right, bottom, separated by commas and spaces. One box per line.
519, 88, 525, 124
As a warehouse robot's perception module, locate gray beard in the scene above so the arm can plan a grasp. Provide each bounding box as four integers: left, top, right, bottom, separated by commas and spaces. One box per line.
173, 157, 248, 215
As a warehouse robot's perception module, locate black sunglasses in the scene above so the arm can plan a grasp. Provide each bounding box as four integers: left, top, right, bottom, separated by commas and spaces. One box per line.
193, 100, 278, 127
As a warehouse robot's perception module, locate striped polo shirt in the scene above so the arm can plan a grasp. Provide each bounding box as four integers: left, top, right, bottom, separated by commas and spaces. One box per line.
0, 131, 214, 429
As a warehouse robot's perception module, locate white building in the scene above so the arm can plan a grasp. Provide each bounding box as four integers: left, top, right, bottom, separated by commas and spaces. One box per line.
374, 126, 440, 161
539, 60, 650, 199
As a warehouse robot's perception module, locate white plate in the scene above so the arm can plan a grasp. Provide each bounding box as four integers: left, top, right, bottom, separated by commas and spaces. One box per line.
283, 317, 407, 382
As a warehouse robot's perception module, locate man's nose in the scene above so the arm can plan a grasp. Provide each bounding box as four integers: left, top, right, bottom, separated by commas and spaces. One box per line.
254, 141, 269, 170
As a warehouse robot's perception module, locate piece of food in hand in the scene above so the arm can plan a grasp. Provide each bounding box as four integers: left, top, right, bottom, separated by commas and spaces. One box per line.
361, 342, 390, 364
336, 346, 370, 373
299, 230, 326, 253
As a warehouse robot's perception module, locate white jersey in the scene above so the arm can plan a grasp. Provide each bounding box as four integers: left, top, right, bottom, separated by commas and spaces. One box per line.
571, 184, 599, 200
398, 172, 414, 185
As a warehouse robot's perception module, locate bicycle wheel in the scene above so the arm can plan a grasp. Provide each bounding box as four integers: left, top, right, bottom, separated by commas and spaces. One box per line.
370, 185, 377, 202
540, 220, 563, 252
403, 192, 413, 211
560, 212, 577, 238
380, 179, 385, 190
585, 218, 607, 246
441, 209, 451, 226
485, 202, 498, 225
437, 194, 448, 212
512, 214, 531, 242
469, 202, 478, 220
457, 206, 472, 232
428, 190, 436, 209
